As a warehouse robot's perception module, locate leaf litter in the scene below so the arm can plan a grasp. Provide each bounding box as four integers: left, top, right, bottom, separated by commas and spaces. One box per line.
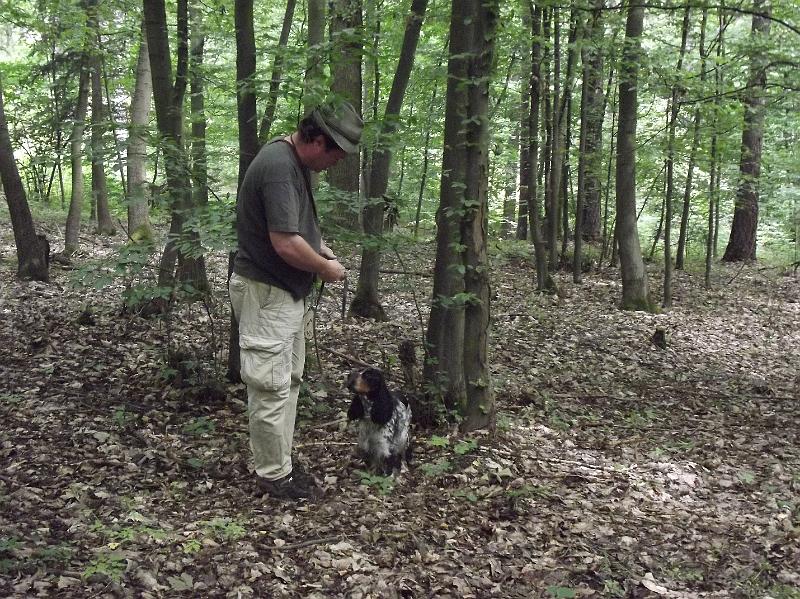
1, 228, 799, 597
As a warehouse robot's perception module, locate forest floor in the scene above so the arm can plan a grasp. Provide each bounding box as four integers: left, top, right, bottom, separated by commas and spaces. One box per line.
1, 220, 799, 598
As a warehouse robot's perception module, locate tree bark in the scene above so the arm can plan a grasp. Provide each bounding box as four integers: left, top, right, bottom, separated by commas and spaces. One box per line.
723, 0, 770, 262
525, 3, 550, 291
515, 14, 531, 241
0, 77, 49, 281
127, 19, 154, 242
145, 0, 208, 293
328, 0, 363, 230
304, 0, 326, 110
92, 55, 115, 235
579, 0, 605, 243
228, 0, 260, 383
615, 0, 653, 311
663, 5, 690, 307
351, 0, 428, 320
424, 0, 496, 432
63, 64, 91, 257
546, 8, 561, 270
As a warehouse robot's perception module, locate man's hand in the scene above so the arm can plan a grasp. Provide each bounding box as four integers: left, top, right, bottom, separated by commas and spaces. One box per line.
320, 242, 337, 260
319, 258, 346, 283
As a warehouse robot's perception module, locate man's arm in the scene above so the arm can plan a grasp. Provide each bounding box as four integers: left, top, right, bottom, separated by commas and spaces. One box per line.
269, 232, 346, 282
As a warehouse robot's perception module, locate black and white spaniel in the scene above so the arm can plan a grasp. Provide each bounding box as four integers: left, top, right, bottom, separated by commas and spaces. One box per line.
346, 367, 412, 474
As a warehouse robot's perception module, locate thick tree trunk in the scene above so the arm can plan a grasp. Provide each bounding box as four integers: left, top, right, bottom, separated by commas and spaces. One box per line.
579, 0, 605, 243
615, 1, 653, 311
92, 57, 115, 236
304, 0, 326, 110
63, 65, 91, 257
228, 0, 260, 383
723, 0, 770, 262
424, 0, 496, 432
328, 0, 363, 230
351, 0, 428, 320
0, 78, 49, 281
460, 0, 497, 432
127, 20, 154, 242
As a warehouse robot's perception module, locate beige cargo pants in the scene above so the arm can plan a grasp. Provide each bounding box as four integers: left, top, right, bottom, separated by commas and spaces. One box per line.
229, 272, 310, 481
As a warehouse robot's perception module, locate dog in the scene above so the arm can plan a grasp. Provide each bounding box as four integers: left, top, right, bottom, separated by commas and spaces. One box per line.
346, 367, 412, 474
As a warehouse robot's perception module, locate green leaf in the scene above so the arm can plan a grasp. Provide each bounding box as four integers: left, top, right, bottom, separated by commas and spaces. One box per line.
428, 435, 450, 447
547, 586, 576, 599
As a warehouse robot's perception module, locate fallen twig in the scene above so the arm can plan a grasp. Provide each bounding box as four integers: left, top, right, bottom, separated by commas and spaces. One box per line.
259, 535, 343, 552
321, 346, 371, 368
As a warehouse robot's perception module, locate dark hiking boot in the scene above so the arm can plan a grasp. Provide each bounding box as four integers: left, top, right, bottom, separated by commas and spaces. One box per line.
256, 472, 321, 501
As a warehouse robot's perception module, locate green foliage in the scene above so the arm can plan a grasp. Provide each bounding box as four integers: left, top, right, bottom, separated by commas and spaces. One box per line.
420, 458, 452, 477
111, 407, 135, 429
427, 435, 449, 447
547, 586, 576, 599
356, 470, 395, 495
454, 439, 478, 455
202, 518, 246, 542
182, 416, 216, 436
83, 551, 126, 582
0, 393, 24, 405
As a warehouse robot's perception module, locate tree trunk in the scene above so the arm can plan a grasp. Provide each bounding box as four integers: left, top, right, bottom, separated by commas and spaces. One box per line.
525, 3, 550, 291
579, 0, 605, 242
546, 8, 561, 270
145, 0, 207, 293
414, 58, 442, 237
677, 7, 707, 271
424, 0, 496, 432
663, 5, 690, 307
305, 0, 326, 109
723, 0, 770, 262
615, 1, 653, 311
328, 0, 363, 230
0, 77, 49, 281
127, 19, 154, 242
351, 0, 428, 320
515, 16, 531, 241
92, 56, 115, 236
228, 0, 260, 383
63, 65, 91, 257
559, 13, 579, 265
176, 4, 209, 291
259, 0, 297, 143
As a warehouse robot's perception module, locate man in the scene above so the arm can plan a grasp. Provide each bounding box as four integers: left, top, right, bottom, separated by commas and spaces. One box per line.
230, 100, 363, 500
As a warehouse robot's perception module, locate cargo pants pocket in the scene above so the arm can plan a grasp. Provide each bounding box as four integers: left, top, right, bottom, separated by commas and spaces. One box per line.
239, 336, 292, 391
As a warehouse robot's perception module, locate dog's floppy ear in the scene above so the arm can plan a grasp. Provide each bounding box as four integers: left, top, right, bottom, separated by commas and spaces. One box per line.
370, 385, 394, 426
361, 368, 385, 393
347, 394, 365, 420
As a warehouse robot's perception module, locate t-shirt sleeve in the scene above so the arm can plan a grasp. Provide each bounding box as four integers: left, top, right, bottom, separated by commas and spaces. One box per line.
262, 179, 301, 233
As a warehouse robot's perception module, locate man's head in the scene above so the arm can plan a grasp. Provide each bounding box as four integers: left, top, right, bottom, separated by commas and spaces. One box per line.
297, 100, 363, 171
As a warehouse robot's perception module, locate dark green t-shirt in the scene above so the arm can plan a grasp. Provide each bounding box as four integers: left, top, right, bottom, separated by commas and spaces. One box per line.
233, 139, 321, 300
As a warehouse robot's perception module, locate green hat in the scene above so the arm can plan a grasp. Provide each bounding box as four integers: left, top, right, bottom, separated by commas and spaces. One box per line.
311, 100, 363, 154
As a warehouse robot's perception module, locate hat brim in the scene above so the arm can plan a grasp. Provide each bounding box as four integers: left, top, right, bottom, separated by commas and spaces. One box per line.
312, 111, 361, 154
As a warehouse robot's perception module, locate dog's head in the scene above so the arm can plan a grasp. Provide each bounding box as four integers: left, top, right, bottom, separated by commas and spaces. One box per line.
346, 367, 386, 396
